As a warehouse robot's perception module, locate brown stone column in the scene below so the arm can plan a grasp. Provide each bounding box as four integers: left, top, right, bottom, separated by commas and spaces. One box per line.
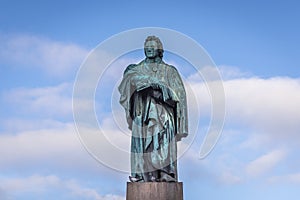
126, 182, 183, 200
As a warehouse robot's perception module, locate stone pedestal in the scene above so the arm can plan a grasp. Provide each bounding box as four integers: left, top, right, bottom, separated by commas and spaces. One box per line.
126, 182, 183, 200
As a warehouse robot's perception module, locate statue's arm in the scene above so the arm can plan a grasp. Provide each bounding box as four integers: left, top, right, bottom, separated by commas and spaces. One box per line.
119, 63, 157, 129
168, 66, 189, 140
123, 64, 149, 91
119, 64, 140, 130
126, 67, 160, 92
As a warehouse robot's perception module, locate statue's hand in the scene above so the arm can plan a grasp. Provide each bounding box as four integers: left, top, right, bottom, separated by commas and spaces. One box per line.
149, 79, 159, 90
136, 82, 147, 91
135, 78, 151, 91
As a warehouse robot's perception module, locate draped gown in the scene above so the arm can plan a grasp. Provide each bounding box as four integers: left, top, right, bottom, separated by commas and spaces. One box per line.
118, 59, 188, 182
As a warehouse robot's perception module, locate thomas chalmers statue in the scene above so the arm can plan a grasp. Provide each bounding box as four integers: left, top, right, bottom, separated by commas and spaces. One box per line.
118, 36, 188, 183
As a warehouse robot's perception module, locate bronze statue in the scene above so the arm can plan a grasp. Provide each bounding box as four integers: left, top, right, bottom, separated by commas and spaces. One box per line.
118, 36, 188, 182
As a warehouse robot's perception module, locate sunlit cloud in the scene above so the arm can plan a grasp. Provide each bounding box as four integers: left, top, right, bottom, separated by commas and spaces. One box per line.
0, 175, 125, 200
188, 74, 300, 141
268, 173, 300, 184
245, 149, 287, 177
0, 34, 88, 77
3, 83, 73, 118
0, 123, 81, 170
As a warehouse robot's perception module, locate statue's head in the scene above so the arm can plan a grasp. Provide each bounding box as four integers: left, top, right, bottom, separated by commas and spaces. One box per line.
144, 36, 164, 59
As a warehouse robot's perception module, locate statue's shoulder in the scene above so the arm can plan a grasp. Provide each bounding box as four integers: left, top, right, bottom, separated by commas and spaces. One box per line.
124, 61, 143, 74
169, 64, 178, 71
124, 64, 137, 74
164, 63, 179, 73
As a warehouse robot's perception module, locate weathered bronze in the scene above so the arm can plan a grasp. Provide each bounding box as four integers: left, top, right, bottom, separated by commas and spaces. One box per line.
118, 36, 188, 182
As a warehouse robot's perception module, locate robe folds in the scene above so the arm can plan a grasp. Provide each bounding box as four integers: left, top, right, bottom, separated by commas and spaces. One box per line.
118, 59, 188, 181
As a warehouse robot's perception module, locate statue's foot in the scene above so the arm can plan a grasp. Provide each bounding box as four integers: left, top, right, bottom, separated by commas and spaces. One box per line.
150, 175, 157, 182
160, 173, 176, 182
129, 176, 144, 182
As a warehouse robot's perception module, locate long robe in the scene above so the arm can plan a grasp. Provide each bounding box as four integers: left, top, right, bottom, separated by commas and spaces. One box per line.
118, 59, 188, 181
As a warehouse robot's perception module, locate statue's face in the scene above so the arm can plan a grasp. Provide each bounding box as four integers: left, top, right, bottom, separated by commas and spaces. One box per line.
144, 40, 159, 58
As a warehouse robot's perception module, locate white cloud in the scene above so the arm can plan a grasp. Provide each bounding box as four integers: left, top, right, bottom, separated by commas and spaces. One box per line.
0, 34, 88, 77
0, 118, 132, 174
225, 77, 300, 122
0, 123, 82, 169
1, 118, 68, 132
219, 171, 242, 184
185, 75, 300, 183
245, 149, 287, 177
0, 175, 125, 200
268, 173, 300, 184
187, 68, 300, 183
187, 76, 300, 142
0, 117, 130, 199
183, 71, 300, 185
3, 83, 72, 118
238, 133, 270, 151
218, 65, 252, 80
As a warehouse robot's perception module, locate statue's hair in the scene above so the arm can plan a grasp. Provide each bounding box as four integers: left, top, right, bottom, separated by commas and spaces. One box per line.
144, 36, 164, 58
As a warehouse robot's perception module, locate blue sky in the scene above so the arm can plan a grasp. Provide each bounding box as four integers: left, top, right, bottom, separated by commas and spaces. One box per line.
1, 0, 300, 199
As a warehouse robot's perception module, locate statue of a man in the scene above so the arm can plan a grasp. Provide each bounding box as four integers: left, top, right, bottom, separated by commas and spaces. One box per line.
118, 36, 188, 182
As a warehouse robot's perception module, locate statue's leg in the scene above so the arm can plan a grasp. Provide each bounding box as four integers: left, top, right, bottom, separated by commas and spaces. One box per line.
130, 116, 145, 181
157, 116, 178, 182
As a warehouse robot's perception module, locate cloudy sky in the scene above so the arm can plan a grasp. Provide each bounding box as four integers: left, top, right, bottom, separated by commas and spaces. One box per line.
1, 0, 300, 199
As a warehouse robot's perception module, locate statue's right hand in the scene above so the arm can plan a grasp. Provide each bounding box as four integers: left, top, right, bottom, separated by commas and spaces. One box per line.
136, 82, 148, 91
149, 77, 164, 89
